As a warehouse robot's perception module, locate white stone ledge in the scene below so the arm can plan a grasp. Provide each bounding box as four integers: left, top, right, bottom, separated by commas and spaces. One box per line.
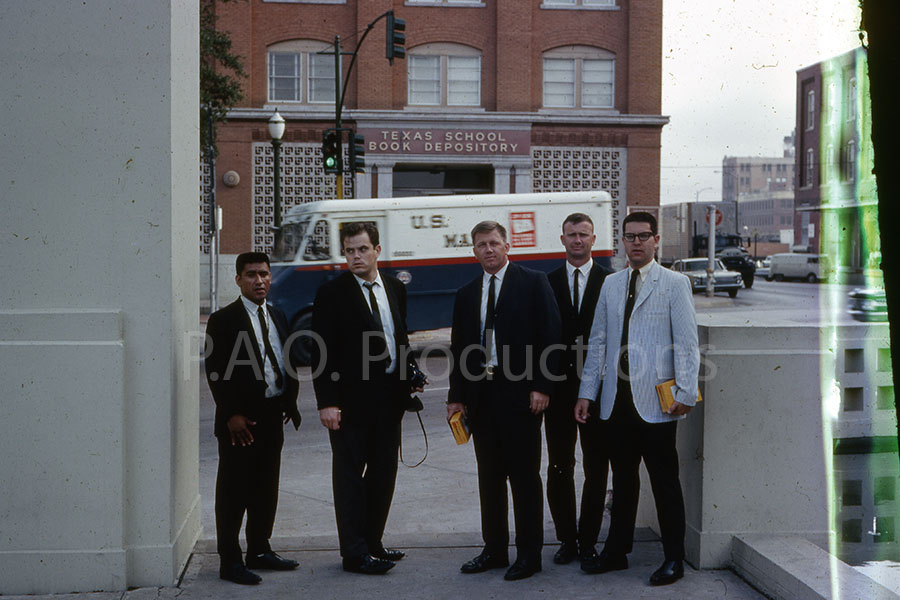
0, 309, 122, 342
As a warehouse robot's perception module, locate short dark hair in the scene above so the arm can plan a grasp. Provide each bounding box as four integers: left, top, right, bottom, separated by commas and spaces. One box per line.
562, 212, 594, 232
340, 221, 379, 248
236, 252, 270, 276
622, 211, 658, 236
471, 220, 507, 242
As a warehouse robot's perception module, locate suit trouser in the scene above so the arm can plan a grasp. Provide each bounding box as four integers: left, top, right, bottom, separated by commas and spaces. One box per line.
328, 382, 402, 558
472, 376, 544, 561
603, 380, 686, 561
215, 408, 285, 565
545, 380, 609, 549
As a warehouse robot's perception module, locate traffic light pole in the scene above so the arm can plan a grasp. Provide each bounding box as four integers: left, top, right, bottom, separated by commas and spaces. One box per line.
333, 35, 343, 199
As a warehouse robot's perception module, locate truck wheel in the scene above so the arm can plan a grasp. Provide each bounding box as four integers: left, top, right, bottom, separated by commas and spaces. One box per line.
728, 289, 738, 298
289, 311, 314, 367
742, 272, 754, 288
774, 274, 784, 282
807, 273, 817, 283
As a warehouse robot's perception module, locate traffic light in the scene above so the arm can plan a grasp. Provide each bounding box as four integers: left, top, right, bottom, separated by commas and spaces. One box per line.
348, 131, 366, 173
385, 11, 405, 64
321, 129, 341, 174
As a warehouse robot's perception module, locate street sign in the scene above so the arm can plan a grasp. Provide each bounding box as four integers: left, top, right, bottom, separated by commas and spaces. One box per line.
706, 208, 723, 226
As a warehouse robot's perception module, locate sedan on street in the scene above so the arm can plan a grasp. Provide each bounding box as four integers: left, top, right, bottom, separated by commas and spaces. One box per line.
671, 258, 743, 298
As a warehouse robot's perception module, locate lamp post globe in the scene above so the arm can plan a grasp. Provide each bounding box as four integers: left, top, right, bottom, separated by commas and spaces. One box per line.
268, 110, 285, 256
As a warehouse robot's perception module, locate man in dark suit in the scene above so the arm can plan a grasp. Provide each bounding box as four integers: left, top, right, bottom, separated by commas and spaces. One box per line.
311, 222, 423, 575
576, 211, 700, 586
446, 220, 561, 581
545, 213, 611, 568
204, 252, 302, 585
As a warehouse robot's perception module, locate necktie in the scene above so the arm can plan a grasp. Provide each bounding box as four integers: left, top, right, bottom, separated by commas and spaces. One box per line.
573, 268, 581, 313
363, 282, 384, 330
618, 269, 639, 376
482, 275, 496, 365
257, 306, 284, 389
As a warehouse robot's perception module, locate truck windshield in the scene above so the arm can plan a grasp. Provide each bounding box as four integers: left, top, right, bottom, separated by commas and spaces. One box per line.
271, 216, 310, 263
303, 219, 331, 261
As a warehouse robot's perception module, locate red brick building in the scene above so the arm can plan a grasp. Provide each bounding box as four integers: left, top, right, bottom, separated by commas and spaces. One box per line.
203, 0, 666, 257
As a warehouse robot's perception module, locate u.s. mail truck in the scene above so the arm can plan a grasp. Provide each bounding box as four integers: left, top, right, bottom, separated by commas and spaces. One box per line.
268, 191, 613, 363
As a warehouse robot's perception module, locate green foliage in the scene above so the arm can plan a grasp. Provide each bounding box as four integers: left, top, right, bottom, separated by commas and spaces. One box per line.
200, 0, 246, 155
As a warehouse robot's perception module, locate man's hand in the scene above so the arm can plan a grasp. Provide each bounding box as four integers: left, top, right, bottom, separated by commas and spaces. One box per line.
319, 406, 342, 430
667, 401, 693, 417
446, 402, 465, 421
574, 398, 592, 424
227, 414, 256, 446
529, 391, 549, 414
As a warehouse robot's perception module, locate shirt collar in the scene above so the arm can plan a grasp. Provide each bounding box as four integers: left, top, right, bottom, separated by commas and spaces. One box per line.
566, 258, 593, 278
628, 259, 655, 281
483, 260, 509, 284
240, 295, 266, 316
353, 270, 384, 289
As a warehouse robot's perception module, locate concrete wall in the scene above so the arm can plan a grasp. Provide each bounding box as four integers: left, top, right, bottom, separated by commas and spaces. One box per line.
0, 2, 200, 593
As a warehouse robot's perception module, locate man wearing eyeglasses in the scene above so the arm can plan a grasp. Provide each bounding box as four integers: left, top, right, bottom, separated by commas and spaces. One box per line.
575, 211, 699, 586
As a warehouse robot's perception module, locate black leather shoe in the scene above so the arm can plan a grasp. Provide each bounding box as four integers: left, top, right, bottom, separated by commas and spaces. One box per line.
504, 557, 541, 581
553, 542, 578, 565
342, 554, 395, 574
579, 544, 599, 568
371, 547, 405, 561
580, 550, 628, 574
649, 559, 684, 586
460, 550, 509, 573
246, 551, 299, 571
219, 562, 262, 585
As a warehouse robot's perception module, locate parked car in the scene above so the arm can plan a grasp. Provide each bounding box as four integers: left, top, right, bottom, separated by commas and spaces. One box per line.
847, 288, 888, 322
768, 253, 832, 283
755, 256, 772, 279
671, 258, 743, 298
717, 247, 756, 288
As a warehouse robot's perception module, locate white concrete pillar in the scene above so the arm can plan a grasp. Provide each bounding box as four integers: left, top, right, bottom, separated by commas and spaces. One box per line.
0, 2, 200, 593
376, 163, 394, 198
493, 166, 511, 194
514, 163, 532, 193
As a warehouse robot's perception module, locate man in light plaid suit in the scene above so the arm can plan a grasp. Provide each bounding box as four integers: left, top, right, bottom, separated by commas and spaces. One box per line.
575, 211, 700, 586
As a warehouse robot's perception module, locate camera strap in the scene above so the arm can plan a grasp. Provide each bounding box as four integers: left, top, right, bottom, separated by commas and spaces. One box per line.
400, 402, 428, 468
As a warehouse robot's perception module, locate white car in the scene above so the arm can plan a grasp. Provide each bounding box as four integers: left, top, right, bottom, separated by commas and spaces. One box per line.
671, 258, 743, 298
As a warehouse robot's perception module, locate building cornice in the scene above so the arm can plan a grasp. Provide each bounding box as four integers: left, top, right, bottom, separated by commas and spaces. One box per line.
225, 107, 669, 128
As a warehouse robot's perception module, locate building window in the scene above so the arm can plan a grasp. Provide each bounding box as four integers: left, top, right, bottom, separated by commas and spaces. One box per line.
407, 43, 481, 107
542, 0, 616, 7
543, 46, 614, 108
845, 140, 856, 182
806, 89, 815, 131
267, 40, 334, 104
847, 77, 857, 121
806, 148, 814, 187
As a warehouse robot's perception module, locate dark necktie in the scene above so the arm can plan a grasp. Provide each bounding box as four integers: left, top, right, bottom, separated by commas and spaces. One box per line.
482, 275, 496, 364
573, 268, 581, 313
363, 282, 384, 331
257, 306, 284, 389
618, 269, 639, 376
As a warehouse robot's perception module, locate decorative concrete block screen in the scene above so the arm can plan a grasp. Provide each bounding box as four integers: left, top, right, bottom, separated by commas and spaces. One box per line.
200, 159, 211, 255
251, 142, 352, 253
532, 146, 624, 256
832, 329, 898, 563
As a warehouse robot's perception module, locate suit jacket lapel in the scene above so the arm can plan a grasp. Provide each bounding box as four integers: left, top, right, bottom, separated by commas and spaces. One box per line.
381, 273, 404, 342
345, 272, 380, 331
633, 262, 660, 311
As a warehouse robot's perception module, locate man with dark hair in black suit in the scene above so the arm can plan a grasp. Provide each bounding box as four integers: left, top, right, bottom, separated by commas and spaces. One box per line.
311, 222, 424, 575
447, 220, 561, 581
205, 251, 302, 585
545, 213, 612, 568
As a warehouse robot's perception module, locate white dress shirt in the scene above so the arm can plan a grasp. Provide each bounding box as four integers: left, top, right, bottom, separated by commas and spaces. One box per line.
353, 272, 398, 373
566, 258, 593, 312
626, 259, 655, 298
240, 295, 285, 398
480, 260, 509, 367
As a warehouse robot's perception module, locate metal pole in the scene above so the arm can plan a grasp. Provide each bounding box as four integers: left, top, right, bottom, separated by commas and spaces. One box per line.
334, 35, 344, 200
272, 138, 283, 257
706, 205, 716, 298
207, 108, 219, 312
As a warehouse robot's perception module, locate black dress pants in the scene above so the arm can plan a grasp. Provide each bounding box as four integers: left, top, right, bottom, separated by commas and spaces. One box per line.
215, 408, 285, 565
328, 381, 403, 558
545, 380, 609, 549
603, 379, 686, 561
471, 376, 544, 561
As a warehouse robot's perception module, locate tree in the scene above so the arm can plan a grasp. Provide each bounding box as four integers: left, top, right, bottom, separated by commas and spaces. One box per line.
200, 0, 246, 154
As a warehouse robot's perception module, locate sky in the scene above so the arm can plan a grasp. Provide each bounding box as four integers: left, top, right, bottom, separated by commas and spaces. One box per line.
660, 0, 864, 205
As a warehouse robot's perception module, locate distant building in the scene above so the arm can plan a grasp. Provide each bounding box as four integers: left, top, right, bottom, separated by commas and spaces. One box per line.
795, 46, 878, 283
659, 201, 736, 265
202, 0, 666, 259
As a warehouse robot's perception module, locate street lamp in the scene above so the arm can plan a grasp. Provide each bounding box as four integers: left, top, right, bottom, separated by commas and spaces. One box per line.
695, 187, 713, 203
268, 109, 286, 256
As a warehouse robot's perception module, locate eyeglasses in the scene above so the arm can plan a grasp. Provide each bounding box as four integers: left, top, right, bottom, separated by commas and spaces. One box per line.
623, 232, 654, 242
